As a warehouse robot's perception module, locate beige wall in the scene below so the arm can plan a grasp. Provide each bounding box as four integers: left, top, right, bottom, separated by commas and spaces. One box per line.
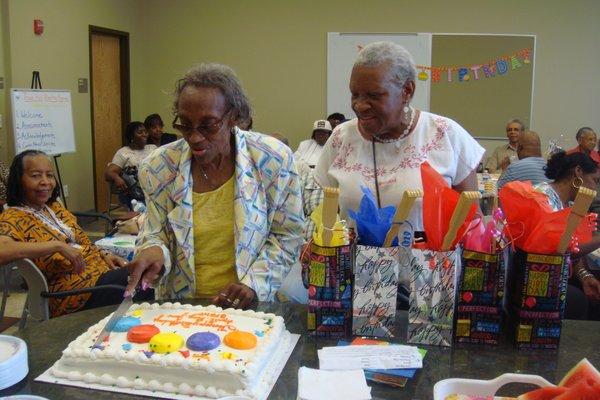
2, 0, 600, 210
2, 0, 144, 211
136, 0, 599, 159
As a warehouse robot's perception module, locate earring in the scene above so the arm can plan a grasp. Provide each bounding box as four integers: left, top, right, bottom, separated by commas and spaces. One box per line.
403, 105, 409, 113
572, 177, 583, 189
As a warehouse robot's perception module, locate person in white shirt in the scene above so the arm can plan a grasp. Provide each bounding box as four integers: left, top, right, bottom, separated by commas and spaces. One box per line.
294, 120, 332, 167
315, 41, 485, 232
104, 121, 157, 207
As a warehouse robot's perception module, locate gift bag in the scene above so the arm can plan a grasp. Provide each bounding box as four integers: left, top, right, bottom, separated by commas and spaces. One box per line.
352, 245, 412, 337
506, 250, 570, 349
408, 247, 461, 346
455, 248, 507, 345
306, 241, 355, 338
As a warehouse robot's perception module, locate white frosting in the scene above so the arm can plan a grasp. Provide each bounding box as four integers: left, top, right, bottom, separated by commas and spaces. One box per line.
51, 302, 288, 399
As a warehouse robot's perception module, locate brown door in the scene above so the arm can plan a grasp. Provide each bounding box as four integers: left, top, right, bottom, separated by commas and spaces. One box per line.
90, 27, 130, 212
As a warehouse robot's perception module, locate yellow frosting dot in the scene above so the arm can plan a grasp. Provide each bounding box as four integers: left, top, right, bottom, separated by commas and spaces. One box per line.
224, 331, 257, 350
220, 351, 236, 360
148, 332, 184, 354
132, 309, 143, 317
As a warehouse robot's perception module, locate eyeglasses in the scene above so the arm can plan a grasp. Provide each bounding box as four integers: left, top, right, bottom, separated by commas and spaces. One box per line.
172, 110, 230, 138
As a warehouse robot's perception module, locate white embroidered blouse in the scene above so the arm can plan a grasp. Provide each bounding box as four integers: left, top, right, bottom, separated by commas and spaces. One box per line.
314, 111, 485, 231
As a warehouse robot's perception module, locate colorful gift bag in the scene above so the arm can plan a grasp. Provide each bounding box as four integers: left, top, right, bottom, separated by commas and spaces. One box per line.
455, 249, 507, 345
306, 242, 355, 338
352, 245, 411, 337
408, 247, 461, 347
506, 250, 569, 350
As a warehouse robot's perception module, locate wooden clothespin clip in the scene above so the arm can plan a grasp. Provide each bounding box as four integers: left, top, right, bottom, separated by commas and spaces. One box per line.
322, 187, 340, 247
441, 191, 482, 251
557, 186, 597, 254
383, 189, 423, 247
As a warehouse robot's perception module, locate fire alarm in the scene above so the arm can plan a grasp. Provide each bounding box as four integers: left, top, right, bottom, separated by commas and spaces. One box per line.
34, 19, 44, 35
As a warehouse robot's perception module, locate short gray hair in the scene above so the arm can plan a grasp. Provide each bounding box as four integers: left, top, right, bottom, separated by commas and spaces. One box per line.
506, 118, 526, 131
354, 41, 416, 87
173, 63, 252, 124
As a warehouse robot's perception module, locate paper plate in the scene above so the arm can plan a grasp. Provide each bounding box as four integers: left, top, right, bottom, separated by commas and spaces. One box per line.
0, 335, 29, 390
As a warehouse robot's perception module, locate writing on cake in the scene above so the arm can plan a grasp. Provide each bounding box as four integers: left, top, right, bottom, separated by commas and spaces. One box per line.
153, 312, 235, 331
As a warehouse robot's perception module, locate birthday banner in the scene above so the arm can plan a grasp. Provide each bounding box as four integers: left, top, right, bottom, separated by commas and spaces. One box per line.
416, 47, 532, 83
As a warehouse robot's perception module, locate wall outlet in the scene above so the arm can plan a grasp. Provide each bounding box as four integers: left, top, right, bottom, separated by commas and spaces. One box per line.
63, 185, 69, 198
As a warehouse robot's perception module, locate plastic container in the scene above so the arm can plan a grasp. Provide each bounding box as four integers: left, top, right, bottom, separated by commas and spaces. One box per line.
433, 373, 553, 400
130, 199, 146, 213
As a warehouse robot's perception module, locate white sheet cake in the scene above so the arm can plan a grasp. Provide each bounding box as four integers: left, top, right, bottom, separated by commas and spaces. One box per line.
50, 302, 290, 399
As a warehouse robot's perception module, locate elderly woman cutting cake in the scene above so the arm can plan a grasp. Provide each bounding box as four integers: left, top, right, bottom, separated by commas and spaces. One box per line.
126, 63, 304, 309
315, 41, 485, 231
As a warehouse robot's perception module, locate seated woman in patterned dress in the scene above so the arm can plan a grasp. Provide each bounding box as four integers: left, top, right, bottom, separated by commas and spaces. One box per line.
0, 150, 151, 317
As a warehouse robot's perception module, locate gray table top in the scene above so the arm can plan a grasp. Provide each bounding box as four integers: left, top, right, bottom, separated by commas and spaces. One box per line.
3, 301, 600, 399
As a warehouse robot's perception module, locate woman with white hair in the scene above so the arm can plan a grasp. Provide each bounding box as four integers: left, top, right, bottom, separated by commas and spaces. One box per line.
315, 41, 485, 232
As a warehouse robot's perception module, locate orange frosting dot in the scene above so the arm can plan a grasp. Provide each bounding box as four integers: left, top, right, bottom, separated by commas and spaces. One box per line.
127, 324, 160, 343
223, 330, 257, 350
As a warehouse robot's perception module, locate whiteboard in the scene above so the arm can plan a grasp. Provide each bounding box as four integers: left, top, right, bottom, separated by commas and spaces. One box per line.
327, 32, 432, 119
11, 89, 76, 155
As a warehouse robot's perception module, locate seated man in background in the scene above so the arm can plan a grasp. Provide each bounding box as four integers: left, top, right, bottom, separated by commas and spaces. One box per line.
294, 120, 332, 168
566, 126, 600, 163
485, 118, 524, 173
497, 130, 549, 191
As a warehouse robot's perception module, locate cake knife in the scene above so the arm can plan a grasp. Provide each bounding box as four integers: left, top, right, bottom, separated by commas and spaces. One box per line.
91, 291, 134, 349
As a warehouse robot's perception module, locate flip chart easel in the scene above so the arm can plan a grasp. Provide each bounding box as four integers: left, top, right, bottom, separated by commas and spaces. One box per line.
11, 72, 73, 207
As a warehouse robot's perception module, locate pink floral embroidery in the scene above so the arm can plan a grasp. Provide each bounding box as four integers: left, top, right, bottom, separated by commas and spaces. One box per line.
332, 117, 448, 180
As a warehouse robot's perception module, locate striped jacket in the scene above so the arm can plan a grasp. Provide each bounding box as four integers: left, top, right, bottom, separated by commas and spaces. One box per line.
136, 129, 304, 301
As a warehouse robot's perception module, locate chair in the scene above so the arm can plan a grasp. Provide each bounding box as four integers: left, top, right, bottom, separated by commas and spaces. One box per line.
0, 262, 18, 322
12, 258, 125, 328
107, 182, 124, 220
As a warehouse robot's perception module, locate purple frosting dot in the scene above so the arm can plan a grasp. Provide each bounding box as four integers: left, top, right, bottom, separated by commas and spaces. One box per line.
186, 332, 221, 352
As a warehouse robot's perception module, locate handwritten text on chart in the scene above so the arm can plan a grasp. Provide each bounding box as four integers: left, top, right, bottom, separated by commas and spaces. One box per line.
20, 92, 70, 103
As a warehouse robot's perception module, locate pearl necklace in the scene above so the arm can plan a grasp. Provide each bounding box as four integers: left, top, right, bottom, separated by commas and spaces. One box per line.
372, 106, 416, 143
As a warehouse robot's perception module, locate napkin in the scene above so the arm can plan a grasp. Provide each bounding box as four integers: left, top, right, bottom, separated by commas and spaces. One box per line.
297, 367, 371, 400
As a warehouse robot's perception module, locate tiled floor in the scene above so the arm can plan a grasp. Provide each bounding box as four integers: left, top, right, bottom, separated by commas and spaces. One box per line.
0, 211, 128, 334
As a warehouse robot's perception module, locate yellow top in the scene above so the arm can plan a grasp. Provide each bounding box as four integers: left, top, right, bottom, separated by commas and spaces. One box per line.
193, 175, 237, 298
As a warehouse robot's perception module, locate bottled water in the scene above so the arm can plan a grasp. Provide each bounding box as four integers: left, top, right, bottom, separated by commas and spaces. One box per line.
482, 168, 491, 182
131, 199, 146, 213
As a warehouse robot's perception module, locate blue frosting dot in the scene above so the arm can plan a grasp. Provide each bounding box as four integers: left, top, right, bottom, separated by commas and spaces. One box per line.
186, 332, 221, 352
112, 316, 141, 332
122, 343, 132, 351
